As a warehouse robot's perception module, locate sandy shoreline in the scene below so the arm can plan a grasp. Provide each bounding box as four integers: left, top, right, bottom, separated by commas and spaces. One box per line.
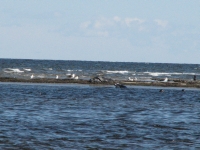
0, 77, 200, 88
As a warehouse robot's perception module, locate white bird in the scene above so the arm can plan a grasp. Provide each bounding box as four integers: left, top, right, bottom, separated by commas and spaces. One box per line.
162, 77, 168, 82
74, 76, 79, 80
128, 77, 137, 81
30, 74, 34, 79
67, 73, 76, 79
68, 73, 76, 79
128, 77, 134, 81
56, 75, 59, 79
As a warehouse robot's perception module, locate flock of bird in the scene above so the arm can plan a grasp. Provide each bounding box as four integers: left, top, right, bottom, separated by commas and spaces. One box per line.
30, 74, 180, 91
30, 73, 79, 80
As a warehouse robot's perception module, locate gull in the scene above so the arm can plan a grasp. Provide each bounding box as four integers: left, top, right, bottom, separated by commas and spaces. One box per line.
74, 76, 79, 80
67, 73, 75, 79
128, 77, 137, 81
128, 77, 134, 81
56, 75, 59, 79
30, 74, 34, 79
162, 77, 168, 82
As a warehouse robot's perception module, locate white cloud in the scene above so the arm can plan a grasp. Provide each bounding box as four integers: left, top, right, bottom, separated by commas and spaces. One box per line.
124, 17, 145, 27
133, 18, 145, 24
94, 17, 113, 29
154, 19, 168, 28
80, 21, 91, 29
79, 16, 148, 38
113, 16, 121, 22
124, 18, 135, 27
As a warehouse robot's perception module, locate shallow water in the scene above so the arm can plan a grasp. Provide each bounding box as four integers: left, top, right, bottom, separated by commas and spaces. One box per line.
0, 83, 200, 149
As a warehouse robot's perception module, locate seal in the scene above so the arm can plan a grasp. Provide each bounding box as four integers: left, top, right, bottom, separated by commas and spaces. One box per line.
194, 75, 196, 81
159, 89, 164, 92
114, 83, 127, 88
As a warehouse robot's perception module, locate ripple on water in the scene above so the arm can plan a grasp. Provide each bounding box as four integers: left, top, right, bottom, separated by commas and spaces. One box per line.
0, 84, 200, 149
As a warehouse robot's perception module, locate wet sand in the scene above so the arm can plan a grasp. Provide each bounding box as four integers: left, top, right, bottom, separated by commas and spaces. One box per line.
0, 77, 200, 88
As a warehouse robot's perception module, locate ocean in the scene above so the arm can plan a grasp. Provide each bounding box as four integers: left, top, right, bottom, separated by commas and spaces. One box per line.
0, 59, 200, 149
1, 59, 200, 81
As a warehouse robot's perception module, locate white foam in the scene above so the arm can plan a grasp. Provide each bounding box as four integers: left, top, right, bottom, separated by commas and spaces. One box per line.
67, 69, 82, 72
38, 75, 45, 78
143, 71, 200, 77
144, 72, 183, 76
182, 73, 196, 75
106, 70, 129, 74
4, 68, 24, 73
23, 68, 31, 71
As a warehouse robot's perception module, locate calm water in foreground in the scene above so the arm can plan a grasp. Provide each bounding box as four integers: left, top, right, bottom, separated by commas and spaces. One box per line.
0, 82, 200, 149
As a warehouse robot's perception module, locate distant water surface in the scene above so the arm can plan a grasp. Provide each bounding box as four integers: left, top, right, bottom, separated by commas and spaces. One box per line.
0, 59, 200, 81
0, 82, 200, 149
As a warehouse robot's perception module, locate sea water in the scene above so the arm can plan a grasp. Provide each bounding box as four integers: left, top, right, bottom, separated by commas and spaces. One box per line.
0, 59, 200, 149
0, 59, 200, 80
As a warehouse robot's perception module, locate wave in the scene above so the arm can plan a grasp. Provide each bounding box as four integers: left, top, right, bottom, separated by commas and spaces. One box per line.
106, 70, 129, 74
67, 70, 82, 72
144, 72, 199, 76
4, 68, 24, 73
23, 68, 31, 71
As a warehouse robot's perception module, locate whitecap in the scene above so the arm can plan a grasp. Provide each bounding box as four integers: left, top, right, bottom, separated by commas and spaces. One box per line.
67, 69, 82, 72
23, 68, 31, 71
4, 68, 24, 73
106, 70, 129, 74
38, 75, 45, 78
182, 73, 196, 75
143, 71, 200, 77
145, 72, 178, 77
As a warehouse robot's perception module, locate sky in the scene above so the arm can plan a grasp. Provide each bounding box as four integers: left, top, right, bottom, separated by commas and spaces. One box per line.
0, 0, 200, 64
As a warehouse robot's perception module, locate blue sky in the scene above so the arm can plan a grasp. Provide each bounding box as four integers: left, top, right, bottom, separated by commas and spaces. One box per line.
0, 0, 200, 63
